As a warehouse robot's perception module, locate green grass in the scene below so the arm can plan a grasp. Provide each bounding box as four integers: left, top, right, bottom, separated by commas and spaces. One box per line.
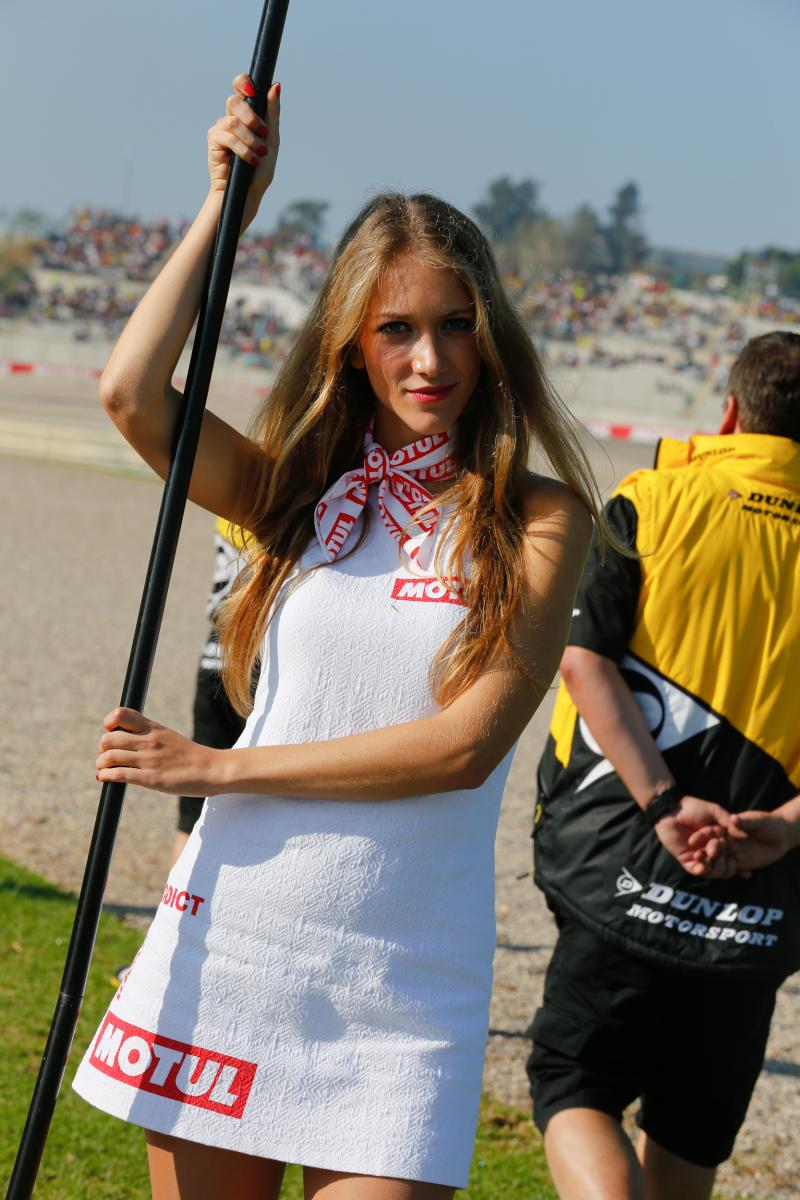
0, 857, 556, 1198
1, 859, 153, 1197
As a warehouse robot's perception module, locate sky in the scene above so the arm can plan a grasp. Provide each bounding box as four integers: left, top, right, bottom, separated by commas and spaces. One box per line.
1, 0, 797, 256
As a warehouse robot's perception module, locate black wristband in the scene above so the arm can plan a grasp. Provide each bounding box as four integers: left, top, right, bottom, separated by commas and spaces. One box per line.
643, 784, 685, 827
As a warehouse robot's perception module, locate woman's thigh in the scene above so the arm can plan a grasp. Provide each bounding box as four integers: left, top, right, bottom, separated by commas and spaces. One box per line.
303, 1167, 455, 1200
145, 1129, 286, 1200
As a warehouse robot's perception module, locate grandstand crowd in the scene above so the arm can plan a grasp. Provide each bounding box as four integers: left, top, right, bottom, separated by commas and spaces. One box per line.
0, 207, 328, 369
1, 205, 799, 380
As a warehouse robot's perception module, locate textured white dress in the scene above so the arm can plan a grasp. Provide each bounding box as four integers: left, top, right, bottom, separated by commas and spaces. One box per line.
72, 494, 515, 1187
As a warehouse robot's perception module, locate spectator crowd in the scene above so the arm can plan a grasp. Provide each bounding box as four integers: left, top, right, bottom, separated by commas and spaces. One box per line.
2, 205, 799, 383
1, 207, 331, 370
508, 272, 758, 394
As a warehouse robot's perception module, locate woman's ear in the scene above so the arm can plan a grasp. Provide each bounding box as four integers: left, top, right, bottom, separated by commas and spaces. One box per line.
350, 342, 365, 369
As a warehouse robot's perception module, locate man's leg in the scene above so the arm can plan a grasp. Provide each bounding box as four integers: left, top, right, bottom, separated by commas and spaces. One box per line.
544, 1108, 644, 1200
634, 969, 777, 1200
636, 1132, 715, 1200
528, 916, 652, 1199
171, 813, 197, 869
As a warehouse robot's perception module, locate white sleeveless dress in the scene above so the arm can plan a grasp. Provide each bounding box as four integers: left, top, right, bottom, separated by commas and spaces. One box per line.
72, 495, 515, 1187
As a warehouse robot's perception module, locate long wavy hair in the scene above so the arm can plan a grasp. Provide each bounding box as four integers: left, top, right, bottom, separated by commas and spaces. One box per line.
219, 192, 608, 714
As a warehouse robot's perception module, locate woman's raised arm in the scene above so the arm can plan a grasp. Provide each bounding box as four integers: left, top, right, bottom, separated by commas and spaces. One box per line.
99, 75, 281, 526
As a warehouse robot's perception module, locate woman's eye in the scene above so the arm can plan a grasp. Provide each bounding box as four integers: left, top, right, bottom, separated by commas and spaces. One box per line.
376, 317, 474, 336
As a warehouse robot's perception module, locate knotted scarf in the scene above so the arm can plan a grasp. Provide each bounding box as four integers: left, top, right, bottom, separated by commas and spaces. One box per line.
314, 426, 458, 566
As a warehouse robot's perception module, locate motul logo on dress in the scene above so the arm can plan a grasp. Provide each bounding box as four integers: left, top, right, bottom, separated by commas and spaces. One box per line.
391, 577, 465, 606
90, 1015, 256, 1118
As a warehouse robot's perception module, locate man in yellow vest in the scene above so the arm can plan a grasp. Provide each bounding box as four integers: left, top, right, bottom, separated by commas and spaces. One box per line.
529, 331, 800, 1200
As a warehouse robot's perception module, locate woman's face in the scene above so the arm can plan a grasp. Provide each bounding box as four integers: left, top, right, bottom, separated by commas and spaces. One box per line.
352, 252, 482, 453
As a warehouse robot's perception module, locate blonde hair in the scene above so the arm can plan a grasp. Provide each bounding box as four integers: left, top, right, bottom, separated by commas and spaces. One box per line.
220, 192, 608, 714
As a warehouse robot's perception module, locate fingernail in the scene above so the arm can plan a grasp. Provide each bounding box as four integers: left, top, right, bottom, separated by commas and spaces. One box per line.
250, 155, 260, 167
256, 145, 267, 157
275, 82, 281, 98
243, 79, 256, 98
96, 774, 101, 781
257, 124, 268, 137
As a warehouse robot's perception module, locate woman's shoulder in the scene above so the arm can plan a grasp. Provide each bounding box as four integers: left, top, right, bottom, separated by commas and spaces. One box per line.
518, 471, 593, 539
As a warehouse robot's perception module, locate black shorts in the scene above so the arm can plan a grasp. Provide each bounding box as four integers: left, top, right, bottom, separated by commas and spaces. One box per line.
527, 913, 777, 1168
177, 667, 246, 834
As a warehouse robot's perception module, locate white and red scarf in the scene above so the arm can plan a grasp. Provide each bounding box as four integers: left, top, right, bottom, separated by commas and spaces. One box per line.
314, 426, 458, 566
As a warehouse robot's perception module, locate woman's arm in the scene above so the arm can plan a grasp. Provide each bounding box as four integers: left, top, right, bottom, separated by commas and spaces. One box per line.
99, 75, 281, 526
96, 482, 593, 798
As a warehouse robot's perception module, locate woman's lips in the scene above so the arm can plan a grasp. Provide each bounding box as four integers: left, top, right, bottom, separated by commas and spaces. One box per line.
408, 385, 455, 403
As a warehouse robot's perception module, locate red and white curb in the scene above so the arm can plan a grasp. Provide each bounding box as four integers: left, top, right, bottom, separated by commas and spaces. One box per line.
582, 419, 707, 445
0, 360, 101, 380
0, 360, 269, 398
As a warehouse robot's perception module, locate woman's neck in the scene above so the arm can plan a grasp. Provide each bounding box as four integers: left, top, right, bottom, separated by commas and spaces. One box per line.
372, 409, 448, 455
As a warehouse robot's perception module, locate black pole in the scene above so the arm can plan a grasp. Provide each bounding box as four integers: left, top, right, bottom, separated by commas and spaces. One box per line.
6, 3, 290, 1196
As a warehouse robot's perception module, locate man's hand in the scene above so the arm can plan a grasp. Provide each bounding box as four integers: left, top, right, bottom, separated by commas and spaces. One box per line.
686, 806, 800, 877
724, 811, 796, 871
653, 796, 738, 878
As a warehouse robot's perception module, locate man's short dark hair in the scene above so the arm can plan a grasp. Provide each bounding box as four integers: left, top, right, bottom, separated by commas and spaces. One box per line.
729, 331, 800, 441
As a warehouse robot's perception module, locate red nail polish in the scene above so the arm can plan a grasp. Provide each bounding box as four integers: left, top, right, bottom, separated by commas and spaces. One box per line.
243, 79, 256, 97
96, 774, 101, 781
256, 145, 267, 157
257, 124, 268, 137
275, 82, 281, 98
250, 156, 260, 167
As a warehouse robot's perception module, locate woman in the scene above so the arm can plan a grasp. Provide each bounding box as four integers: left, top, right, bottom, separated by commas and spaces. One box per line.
73, 74, 597, 1199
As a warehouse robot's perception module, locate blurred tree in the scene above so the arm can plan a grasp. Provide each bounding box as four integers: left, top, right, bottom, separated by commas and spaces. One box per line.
10, 208, 48, 238
727, 251, 748, 287
0, 240, 34, 306
496, 215, 568, 277
563, 204, 610, 272
521, 216, 569, 275
473, 177, 545, 242
277, 199, 329, 245
779, 255, 800, 300
727, 246, 800, 299
604, 182, 648, 272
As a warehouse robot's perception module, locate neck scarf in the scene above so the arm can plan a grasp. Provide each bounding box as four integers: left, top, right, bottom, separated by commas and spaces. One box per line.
314, 426, 458, 566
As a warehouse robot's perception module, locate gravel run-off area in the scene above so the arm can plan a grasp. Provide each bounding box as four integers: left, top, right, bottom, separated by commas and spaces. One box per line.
1, 391, 798, 1197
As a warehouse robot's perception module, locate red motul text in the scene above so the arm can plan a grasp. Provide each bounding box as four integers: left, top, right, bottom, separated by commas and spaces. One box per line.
391, 577, 465, 606
90, 1014, 257, 1118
